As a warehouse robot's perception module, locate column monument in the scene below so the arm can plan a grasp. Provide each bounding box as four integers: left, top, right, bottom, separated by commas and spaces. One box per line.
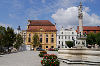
75, 2, 86, 48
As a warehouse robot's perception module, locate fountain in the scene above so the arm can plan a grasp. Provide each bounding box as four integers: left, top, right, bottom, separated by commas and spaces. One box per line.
58, 2, 100, 65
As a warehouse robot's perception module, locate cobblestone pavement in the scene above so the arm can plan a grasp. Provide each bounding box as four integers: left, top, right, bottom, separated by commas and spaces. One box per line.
0, 51, 97, 66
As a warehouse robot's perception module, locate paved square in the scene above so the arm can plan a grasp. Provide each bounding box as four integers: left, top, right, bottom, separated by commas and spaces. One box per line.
0, 51, 96, 66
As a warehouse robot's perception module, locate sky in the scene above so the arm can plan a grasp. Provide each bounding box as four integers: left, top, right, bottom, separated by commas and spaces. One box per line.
0, 0, 100, 32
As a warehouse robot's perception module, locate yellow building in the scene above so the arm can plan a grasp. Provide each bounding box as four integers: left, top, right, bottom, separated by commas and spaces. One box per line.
25, 20, 57, 50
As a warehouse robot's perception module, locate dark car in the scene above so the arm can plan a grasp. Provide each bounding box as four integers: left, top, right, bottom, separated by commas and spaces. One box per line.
48, 48, 55, 51
36, 47, 45, 51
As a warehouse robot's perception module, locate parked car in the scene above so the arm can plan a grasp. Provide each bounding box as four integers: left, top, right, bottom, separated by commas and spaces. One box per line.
48, 48, 55, 51
36, 47, 45, 51
48, 48, 59, 51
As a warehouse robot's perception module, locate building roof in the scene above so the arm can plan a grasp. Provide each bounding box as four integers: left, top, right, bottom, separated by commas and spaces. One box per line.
27, 20, 57, 32
28, 20, 55, 26
77, 26, 100, 31
83, 26, 100, 30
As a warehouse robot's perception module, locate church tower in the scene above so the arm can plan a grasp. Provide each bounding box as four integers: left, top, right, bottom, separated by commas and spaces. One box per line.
78, 2, 83, 36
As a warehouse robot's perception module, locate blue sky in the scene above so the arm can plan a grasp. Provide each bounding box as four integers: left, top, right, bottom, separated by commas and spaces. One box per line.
0, 0, 100, 31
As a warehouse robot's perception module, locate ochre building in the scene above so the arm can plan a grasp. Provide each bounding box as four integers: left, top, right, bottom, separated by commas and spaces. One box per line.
25, 20, 57, 50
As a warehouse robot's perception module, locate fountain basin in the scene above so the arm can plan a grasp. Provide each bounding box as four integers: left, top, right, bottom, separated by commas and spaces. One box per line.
58, 48, 100, 65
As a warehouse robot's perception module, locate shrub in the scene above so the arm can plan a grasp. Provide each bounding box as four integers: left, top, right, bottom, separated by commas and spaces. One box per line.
40, 51, 47, 54
39, 53, 44, 57
43, 54, 57, 59
39, 51, 47, 57
41, 54, 60, 66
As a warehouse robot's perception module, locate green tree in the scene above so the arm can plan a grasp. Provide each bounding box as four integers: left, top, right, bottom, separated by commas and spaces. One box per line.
95, 32, 100, 46
86, 32, 96, 45
5, 27, 16, 52
14, 34, 23, 50
0, 26, 6, 52
65, 41, 73, 48
32, 33, 40, 51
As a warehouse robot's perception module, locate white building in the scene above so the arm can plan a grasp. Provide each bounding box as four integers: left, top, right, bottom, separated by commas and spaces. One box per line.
57, 27, 77, 48
20, 30, 26, 44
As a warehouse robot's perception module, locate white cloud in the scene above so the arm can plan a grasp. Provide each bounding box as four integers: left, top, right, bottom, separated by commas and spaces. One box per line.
26, 0, 79, 19
52, 6, 100, 30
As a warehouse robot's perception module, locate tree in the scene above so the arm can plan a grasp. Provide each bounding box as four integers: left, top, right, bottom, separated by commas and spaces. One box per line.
95, 32, 100, 46
5, 27, 16, 52
32, 33, 40, 51
14, 34, 23, 50
86, 32, 96, 45
0, 26, 6, 52
65, 41, 73, 48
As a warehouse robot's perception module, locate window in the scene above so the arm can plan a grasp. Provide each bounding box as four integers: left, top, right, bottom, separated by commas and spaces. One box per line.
40, 34, 42, 37
61, 32, 63, 34
46, 46, 48, 48
68, 36, 70, 39
28, 33, 31, 42
59, 36, 60, 39
28, 38, 31, 42
46, 34, 48, 43
24, 33, 26, 35
58, 46, 60, 48
51, 38, 54, 43
65, 36, 66, 39
59, 41, 60, 44
40, 38, 42, 43
29, 33, 31, 37
46, 38, 48, 43
51, 46, 54, 48
72, 32, 74, 34
72, 37, 74, 40
46, 34, 48, 37
62, 36, 63, 39
40, 34, 42, 43
51, 33, 54, 37
62, 42, 63, 46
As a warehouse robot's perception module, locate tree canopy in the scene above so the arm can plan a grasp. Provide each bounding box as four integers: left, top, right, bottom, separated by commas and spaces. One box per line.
65, 41, 74, 48
86, 32, 100, 46
0, 26, 23, 53
32, 33, 40, 48
14, 34, 23, 50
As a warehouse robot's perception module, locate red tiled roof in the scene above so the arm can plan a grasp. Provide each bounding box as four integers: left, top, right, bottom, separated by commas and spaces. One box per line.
28, 20, 55, 26
83, 26, 100, 30
27, 20, 57, 32
27, 26, 57, 32
77, 26, 100, 31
